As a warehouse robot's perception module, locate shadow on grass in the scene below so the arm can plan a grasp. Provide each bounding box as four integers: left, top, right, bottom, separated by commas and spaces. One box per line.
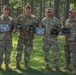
19, 67, 44, 75
16, 67, 68, 75
0, 68, 72, 75
0, 69, 23, 75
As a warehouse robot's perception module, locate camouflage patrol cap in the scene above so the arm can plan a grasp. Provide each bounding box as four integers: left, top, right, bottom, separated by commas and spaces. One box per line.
25, 5, 31, 9
46, 8, 53, 13
69, 8, 76, 12
3, 5, 10, 10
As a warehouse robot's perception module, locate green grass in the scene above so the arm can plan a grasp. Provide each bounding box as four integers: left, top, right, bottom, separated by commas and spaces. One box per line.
0, 33, 73, 75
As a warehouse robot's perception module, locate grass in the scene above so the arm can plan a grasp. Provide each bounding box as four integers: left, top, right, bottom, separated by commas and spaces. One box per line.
0, 33, 73, 75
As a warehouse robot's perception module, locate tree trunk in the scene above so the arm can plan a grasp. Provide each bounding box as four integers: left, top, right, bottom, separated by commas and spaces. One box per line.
50, 0, 51, 7
43, 0, 45, 17
74, 0, 76, 8
24, 0, 26, 6
2, 0, 9, 6
0, 0, 1, 15
54, 0, 60, 19
64, 0, 70, 23
16, 7, 21, 17
40, 0, 42, 21
30, 0, 34, 14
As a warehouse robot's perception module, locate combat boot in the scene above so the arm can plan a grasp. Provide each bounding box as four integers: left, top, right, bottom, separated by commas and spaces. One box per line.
5, 64, 11, 70
16, 62, 21, 69
24, 61, 29, 69
45, 64, 51, 70
55, 66, 60, 71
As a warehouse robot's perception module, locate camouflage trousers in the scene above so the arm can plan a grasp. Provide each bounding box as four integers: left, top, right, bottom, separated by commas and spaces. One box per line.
64, 41, 76, 67
0, 40, 12, 65
16, 37, 33, 63
70, 42, 76, 67
64, 41, 71, 65
43, 37, 59, 66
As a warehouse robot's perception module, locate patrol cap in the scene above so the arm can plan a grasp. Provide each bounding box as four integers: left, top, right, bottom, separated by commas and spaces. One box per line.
69, 8, 76, 12
3, 5, 10, 10
46, 8, 53, 13
25, 5, 31, 9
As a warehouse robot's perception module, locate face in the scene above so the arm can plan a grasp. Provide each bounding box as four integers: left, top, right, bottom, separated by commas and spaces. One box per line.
2, 9, 9, 16
69, 11, 76, 18
46, 11, 53, 18
25, 8, 31, 15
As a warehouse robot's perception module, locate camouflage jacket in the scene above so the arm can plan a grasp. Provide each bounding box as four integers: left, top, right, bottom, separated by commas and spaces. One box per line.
16, 13, 39, 39
0, 15, 14, 41
41, 16, 61, 40
65, 16, 76, 41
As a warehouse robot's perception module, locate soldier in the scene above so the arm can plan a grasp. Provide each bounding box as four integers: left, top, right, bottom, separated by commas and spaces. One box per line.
15, 5, 39, 69
63, 9, 76, 74
40, 8, 61, 71
0, 5, 14, 70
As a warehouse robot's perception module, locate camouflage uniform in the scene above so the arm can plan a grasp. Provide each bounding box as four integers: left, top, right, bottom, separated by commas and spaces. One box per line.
16, 13, 39, 63
41, 16, 61, 67
0, 15, 14, 65
64, 39, 71, 66
65, 16, 76, 67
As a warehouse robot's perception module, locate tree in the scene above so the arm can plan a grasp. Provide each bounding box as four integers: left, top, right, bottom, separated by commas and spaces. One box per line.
74, 0, 76, 8
30, 0, 34, 14
2, 0, 9, 6
0, 0, 1, 15
43, 0, 45, 17
40, 0, 42, 21
63, 0, 70, 23
54, 0, 60, 19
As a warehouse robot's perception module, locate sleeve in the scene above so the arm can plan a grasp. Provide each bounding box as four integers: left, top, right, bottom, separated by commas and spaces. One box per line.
65, 19, 70, 28
74, 22, 76, 41
55, 18, 61, 31
40, 19, 45, 28
16, 14, 23, 24
34, 17, 40, 27
14, 14, 23, 30
11, 19, 15, 31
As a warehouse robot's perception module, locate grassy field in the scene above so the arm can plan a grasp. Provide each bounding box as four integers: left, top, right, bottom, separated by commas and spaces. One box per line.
0, 33, 74, 75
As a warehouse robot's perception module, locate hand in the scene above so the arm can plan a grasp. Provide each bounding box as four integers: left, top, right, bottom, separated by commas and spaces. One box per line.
30, 31, 34, 34
52, 35, 56, 37
64, 34, 70, 36
74, 41, 76, 45
13, 29, 17, 33
17, 29, 21, 32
